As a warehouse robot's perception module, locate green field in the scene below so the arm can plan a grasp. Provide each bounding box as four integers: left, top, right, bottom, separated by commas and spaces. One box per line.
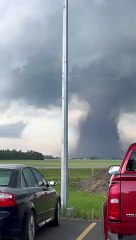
0, 159, 121, 169
41, 168, 108, 220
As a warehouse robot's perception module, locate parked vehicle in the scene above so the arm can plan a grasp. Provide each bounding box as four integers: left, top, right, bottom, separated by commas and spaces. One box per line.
0, 164, 61, 240
103, 143, 136, 240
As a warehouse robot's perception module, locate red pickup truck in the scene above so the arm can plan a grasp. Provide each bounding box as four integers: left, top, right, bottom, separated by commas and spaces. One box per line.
103, 143, 136, 240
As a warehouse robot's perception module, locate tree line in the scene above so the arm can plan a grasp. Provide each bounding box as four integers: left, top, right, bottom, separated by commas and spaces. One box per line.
0, 149, 44, 160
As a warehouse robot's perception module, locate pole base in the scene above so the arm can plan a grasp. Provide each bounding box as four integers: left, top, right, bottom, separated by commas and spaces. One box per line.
61, 207, 75, 218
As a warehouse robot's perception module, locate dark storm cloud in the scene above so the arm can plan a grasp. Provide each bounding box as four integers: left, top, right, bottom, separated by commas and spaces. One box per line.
70, 43, 136, 158
0, 0, 63, 109
0, 0, 136, 156
0, 121, 26, 138
68, 0, 136, 157
8, 55, 62, 108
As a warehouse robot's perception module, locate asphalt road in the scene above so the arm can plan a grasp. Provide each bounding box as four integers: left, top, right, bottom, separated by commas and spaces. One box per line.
35, 219, 104, 240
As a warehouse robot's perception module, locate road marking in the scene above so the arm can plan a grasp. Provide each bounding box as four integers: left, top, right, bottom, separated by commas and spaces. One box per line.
76, 222, 96, 240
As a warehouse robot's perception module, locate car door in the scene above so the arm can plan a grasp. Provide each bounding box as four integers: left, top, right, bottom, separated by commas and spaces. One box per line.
22, 167, 46, 224
45, 184, 57, 219
31, 168, 56, 220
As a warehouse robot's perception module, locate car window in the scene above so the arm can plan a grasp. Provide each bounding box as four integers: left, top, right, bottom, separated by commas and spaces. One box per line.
0, 169, 13, 186
126, 149, 136, 171
22, 168, 38, 187
22, 173, 27, 188
31, 168, 46, 187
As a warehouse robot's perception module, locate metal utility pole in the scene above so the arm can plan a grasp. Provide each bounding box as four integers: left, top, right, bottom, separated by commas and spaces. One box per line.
61, 0, 68, 208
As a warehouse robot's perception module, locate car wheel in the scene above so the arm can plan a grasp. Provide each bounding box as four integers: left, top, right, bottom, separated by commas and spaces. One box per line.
51, 200, 60, 226
21, 211, 36, 240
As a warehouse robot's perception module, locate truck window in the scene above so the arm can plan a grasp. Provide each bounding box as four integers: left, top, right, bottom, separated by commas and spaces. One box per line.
126, 149, 136, 171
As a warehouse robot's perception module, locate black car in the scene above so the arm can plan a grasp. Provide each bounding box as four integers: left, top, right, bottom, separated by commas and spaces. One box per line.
0, 164, 61, 240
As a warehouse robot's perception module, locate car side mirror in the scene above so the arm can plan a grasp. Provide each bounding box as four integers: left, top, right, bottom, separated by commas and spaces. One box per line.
108, 165, 120, 175
46, 180, 57, 187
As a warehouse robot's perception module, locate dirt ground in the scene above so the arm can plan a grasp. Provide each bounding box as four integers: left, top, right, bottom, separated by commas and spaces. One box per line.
75, 169, 111, 193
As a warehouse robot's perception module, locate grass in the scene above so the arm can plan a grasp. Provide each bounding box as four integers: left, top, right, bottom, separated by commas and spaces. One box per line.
40, 168, 107, 220
69, 188, 106, 220
40, 168, 96, 182
0, 159, 121, 169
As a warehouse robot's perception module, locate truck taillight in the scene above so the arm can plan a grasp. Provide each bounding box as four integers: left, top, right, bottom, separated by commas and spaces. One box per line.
108, 182, 120, 221
0, 192, 15, 207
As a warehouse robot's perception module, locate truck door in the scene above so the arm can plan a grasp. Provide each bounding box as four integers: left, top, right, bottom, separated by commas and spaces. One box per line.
121, 148, 136, 224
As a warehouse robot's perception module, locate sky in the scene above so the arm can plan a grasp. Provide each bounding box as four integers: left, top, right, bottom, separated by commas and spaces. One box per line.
0, 0, 136, 158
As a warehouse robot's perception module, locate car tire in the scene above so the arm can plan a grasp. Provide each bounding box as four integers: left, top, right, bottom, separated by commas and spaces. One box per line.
21, 210, 36, 240
51, 200, 60, 227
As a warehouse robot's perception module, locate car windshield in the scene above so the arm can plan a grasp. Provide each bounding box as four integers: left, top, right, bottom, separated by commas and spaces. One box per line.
0, 169, 13, 186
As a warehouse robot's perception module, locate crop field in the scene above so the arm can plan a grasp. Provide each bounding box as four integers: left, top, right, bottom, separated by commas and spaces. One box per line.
0, 159, 122, 169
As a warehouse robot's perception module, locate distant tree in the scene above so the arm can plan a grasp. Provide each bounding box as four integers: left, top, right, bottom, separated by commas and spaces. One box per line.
44, 155, 54, 159
0, 149, 44, 160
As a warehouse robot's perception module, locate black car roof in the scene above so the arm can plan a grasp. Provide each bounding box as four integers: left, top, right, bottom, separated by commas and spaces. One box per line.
0, 164, 27, 169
